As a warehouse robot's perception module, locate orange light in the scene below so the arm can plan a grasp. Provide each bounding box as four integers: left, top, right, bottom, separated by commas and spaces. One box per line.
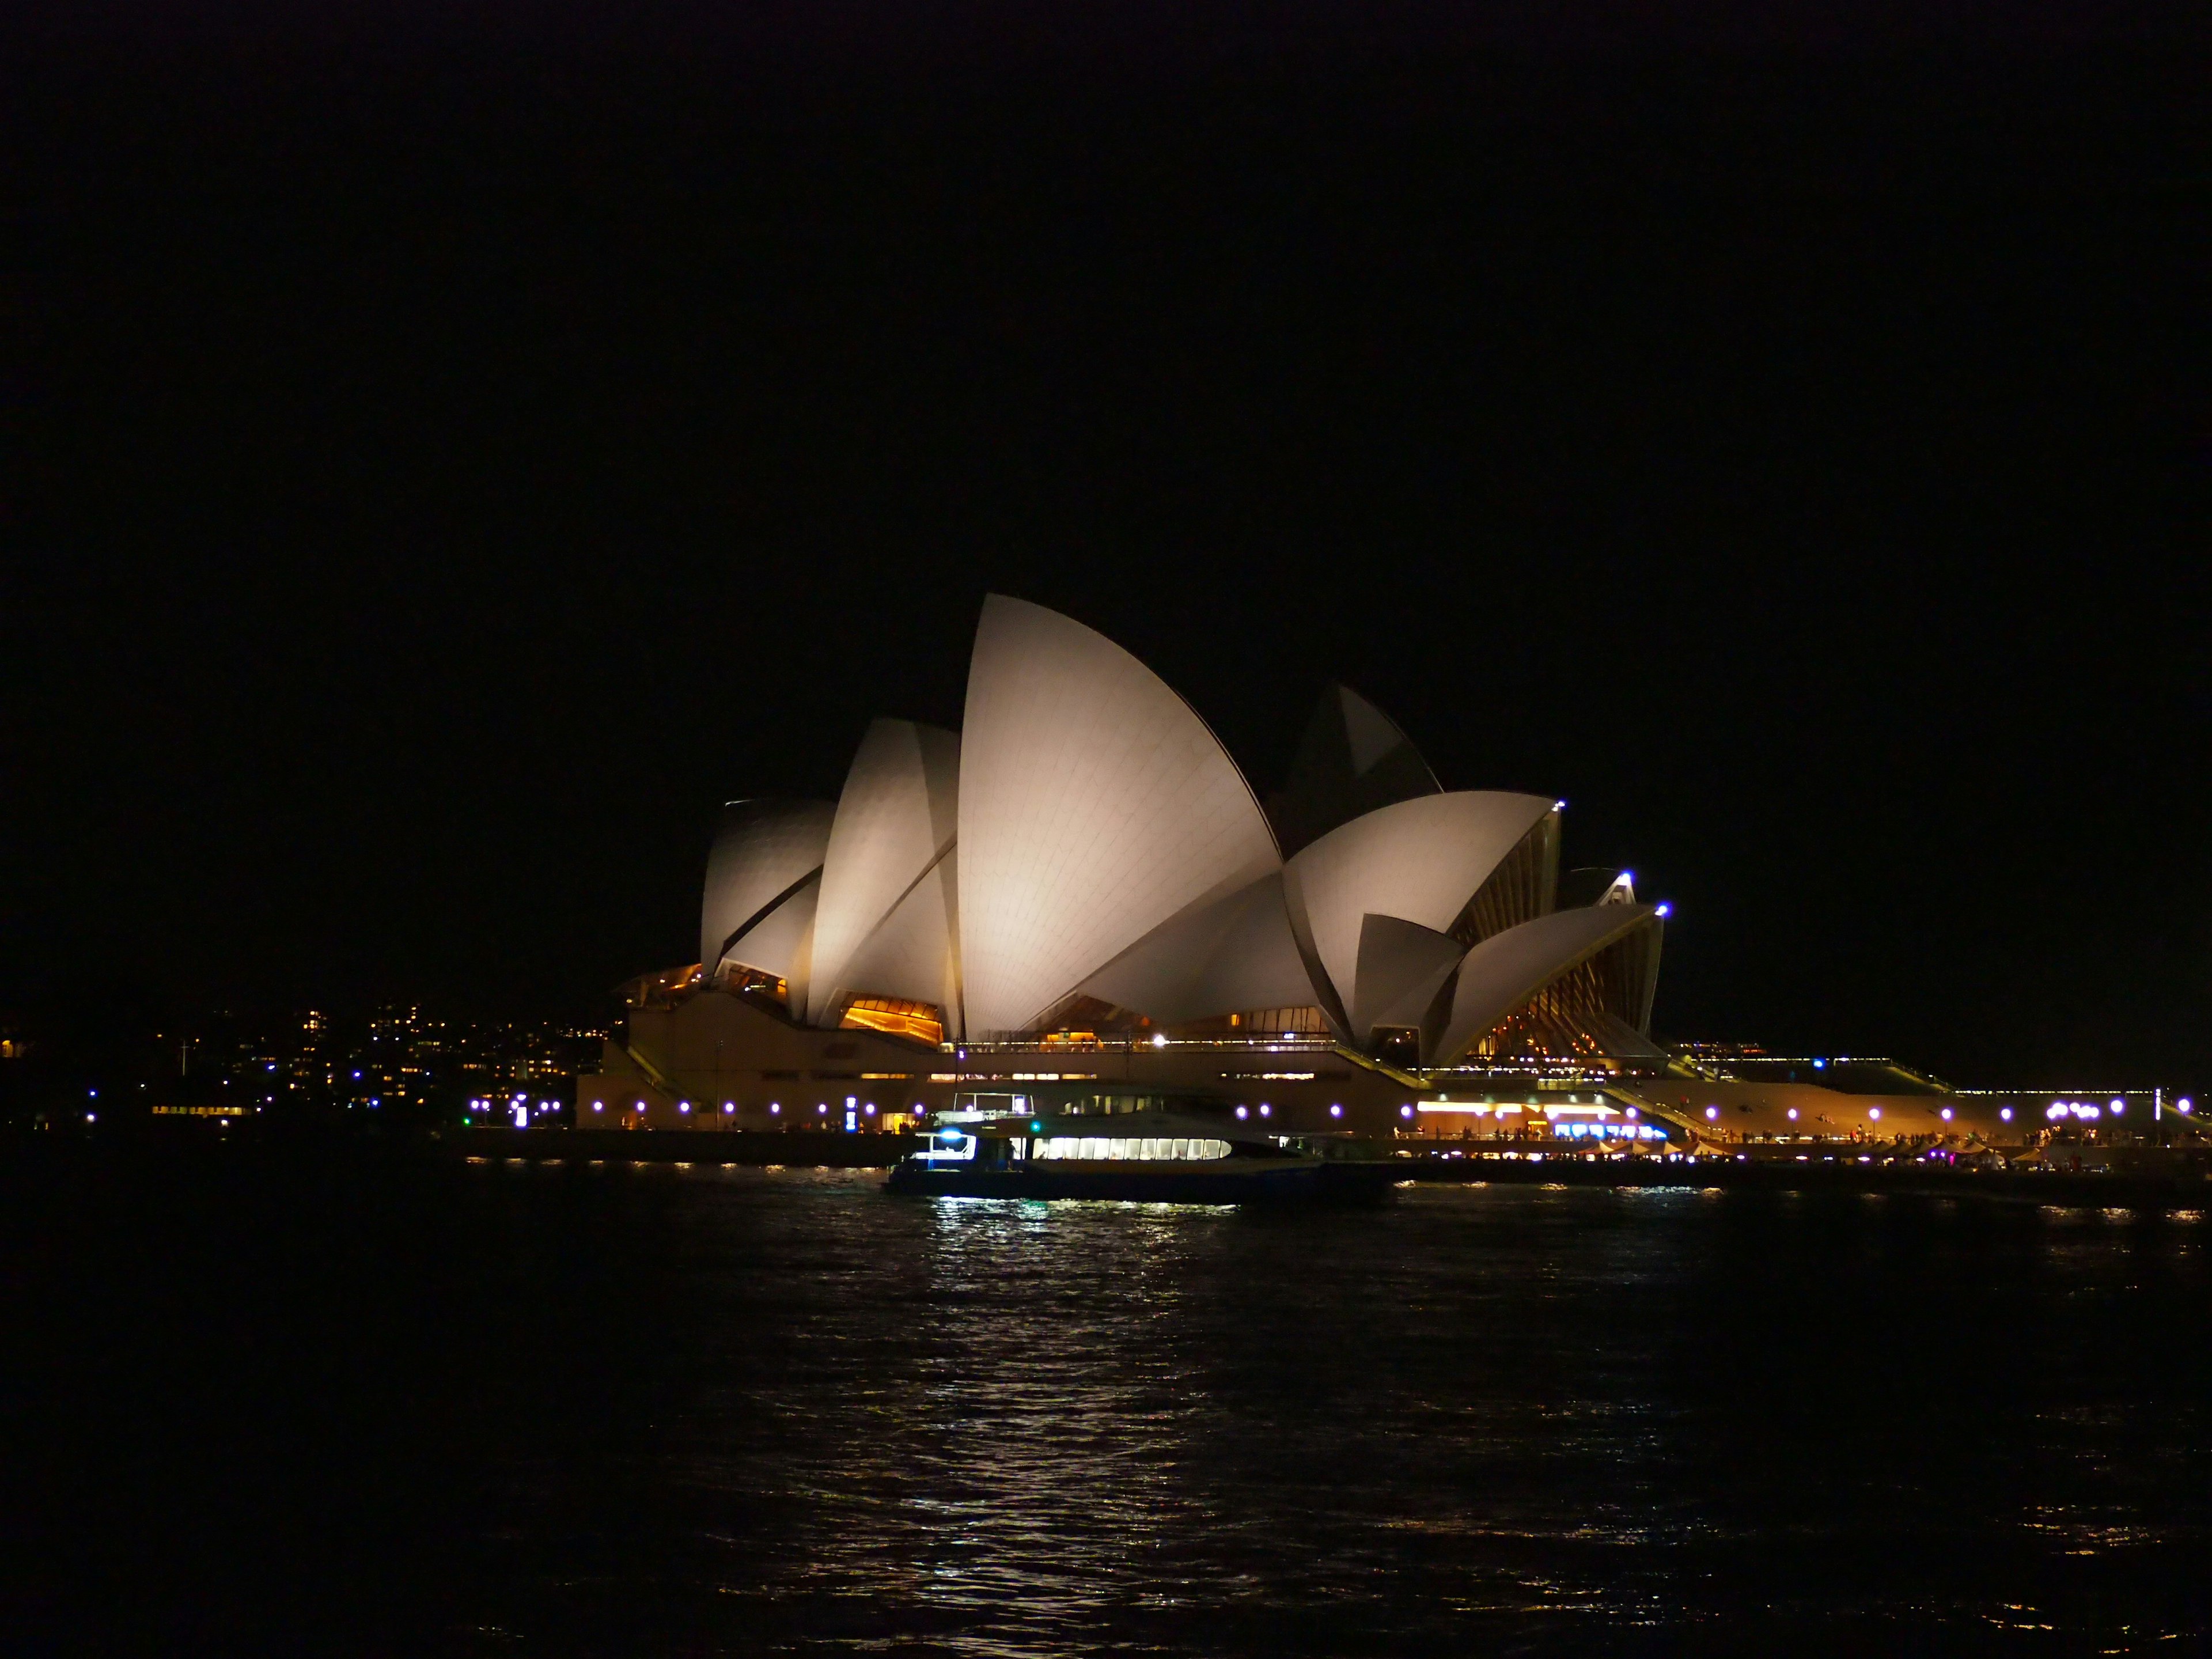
839, 998, 944, 1045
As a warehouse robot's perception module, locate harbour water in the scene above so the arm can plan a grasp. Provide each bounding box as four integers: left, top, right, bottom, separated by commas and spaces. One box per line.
9, 1152, 2212, 1653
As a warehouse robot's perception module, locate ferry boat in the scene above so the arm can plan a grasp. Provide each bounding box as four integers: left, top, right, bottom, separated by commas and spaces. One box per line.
882, 1107, 1397, 1203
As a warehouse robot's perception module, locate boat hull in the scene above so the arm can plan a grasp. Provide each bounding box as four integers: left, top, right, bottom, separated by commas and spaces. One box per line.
882, 1158, 1395, 1205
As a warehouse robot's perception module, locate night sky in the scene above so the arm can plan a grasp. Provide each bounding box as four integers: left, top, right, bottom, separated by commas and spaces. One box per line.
9, 2, 2206, 1086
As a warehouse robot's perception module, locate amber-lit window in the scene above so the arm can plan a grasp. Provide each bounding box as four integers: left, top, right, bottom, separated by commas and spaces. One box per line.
840, 998, 944, 1045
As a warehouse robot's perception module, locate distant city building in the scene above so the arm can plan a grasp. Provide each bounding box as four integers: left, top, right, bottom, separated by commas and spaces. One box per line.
32, 1005, 615, 1132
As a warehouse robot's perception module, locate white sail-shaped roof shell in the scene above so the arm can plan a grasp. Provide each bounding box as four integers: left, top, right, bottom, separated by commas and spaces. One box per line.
828, 858, 962, 1029
956, 596, 1282, 1035
1348, 913, 1466, 1037
1077, 871, 1317, 1026
1430, 903, 1662, 1066
722, 884, 820, 995
804, 719, 961, 1026
1282, 791, 1557, 1036
698, 798, 835, 977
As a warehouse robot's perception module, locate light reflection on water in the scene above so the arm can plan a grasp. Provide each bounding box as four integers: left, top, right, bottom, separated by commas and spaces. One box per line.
458, 1166, 2212, 1654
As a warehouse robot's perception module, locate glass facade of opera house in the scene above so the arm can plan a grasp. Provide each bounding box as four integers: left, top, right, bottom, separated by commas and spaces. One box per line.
576, 596, 2038, 1152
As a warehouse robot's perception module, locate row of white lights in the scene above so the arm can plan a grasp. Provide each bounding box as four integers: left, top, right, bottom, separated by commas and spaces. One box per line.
567, 1089, 2198, 1127
583, 1098, 883, 1116
2040, 1097, 2192, 1120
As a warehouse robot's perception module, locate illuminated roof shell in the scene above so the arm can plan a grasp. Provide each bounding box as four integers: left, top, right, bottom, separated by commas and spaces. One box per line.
829, 859, 962, 1031
955, 596, 1282, 1035
1347, 913, 1465, 1038
804, 719, 961, 1027
1282, 792, 1558, 1037
1077, 871, 1316, 1027
698, 797, 835, 991
1430, 903, 1663, 1067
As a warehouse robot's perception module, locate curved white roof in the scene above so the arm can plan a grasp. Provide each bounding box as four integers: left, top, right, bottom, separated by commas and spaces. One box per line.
1347, 913, 1466, 1037
828, 858, 961, 1028
1077, 871, 1317, 1025
698, 798, 835, 976
724, 884, 821, 999
1430, 903, 1661, 1066
956, 596, 1282, 1035
804, 719, 961, 1025
1282, 791, 1556, 1035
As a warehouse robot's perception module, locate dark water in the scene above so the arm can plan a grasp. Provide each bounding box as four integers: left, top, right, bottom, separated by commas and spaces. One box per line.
9, 1152, 2212, 1655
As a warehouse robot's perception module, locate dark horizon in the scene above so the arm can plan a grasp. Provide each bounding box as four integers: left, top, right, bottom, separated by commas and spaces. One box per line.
9, 1, 2206, 1088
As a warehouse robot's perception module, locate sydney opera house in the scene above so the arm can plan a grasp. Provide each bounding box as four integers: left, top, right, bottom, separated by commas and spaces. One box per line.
580, 596, 1695, 1141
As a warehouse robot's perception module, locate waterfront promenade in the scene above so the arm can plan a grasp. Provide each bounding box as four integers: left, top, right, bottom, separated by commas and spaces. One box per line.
450, 1127, 2212, 1210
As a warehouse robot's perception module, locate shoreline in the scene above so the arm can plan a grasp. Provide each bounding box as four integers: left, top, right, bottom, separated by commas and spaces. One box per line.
11, 1127, 2205, 1211
448, 1128, 2212, 1210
